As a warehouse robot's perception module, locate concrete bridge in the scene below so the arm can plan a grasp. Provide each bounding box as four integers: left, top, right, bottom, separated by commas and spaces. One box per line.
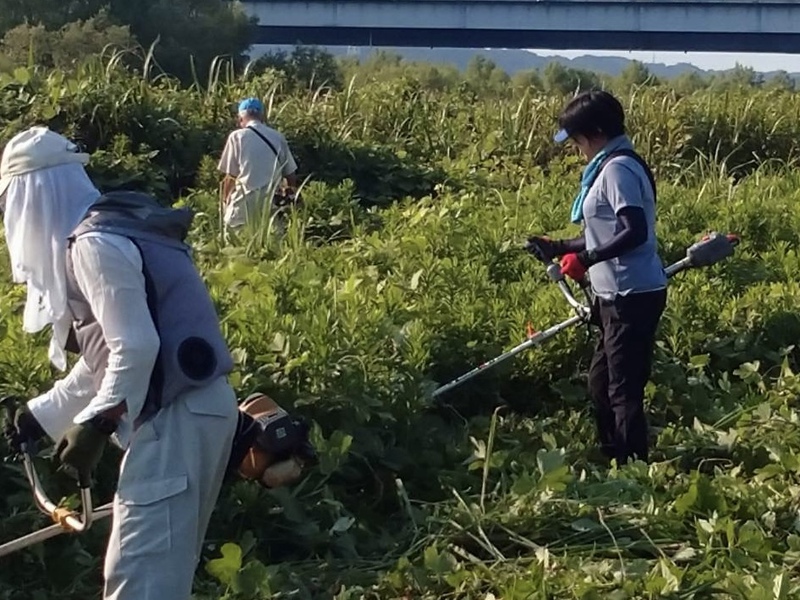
239, 0, 800, 53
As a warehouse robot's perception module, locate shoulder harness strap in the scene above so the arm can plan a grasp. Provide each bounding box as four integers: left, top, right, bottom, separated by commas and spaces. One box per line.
248, 126, 281, 158
590, 148, 657, 204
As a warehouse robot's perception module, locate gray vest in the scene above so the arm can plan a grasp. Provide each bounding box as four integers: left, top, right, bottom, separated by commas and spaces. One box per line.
64, 191, 234, 425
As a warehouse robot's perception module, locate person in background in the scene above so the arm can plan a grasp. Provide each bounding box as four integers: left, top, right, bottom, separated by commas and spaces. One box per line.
526, 90, 667, 466
217, 97, 299, 234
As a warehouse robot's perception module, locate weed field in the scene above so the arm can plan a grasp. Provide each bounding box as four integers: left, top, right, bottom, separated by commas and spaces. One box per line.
1, 60, 800, 599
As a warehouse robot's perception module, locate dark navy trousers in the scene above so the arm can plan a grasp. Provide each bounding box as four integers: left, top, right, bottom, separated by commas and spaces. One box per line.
588, 288, 667, 465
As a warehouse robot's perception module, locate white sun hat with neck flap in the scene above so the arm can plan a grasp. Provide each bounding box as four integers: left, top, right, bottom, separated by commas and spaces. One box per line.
0, 126, 98, 372
0, 126, 90, 199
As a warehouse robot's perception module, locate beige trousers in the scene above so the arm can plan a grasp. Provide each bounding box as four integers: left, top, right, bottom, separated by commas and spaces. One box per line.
102, 376, 238, 600
223, 186, 272, 229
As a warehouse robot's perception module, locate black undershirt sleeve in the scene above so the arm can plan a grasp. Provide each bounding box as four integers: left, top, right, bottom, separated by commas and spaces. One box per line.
558, 235, 586, 254
584, 206, 648, 264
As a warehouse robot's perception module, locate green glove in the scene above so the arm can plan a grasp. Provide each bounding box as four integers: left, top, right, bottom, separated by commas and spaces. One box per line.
3, 399, 45, 458
55, 418, 115, 485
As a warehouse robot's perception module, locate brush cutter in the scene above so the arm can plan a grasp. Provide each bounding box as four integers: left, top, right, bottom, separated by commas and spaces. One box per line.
0, 398, 113, 558
431, 232, 740, 399
0, 393, 316, 559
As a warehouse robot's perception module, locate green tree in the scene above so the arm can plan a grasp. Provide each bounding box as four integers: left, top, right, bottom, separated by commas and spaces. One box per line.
465, 55, 510, 95
254, 45, 343, 91
358, 49, 405, 78
617, 60, 658, 90
511, 69, 543, 93
672, 71, 709, 95
338, 51, 463, 93
543, 62, 600, 95
765, 70, 796, 92
338, 49, 404, 84
107, 0, 256, 84
0, 23, 51, 68
710, 63, 764, 91
0, 0, 98, 33
0, 11, 134, 70
406, 63, 459, 92
0, 0, 256, 83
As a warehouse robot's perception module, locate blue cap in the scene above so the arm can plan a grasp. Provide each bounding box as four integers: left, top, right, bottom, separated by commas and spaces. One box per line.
238, 97, 263, 113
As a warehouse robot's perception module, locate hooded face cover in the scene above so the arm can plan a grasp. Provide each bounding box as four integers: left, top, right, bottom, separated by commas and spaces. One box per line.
2, 162, 101, 370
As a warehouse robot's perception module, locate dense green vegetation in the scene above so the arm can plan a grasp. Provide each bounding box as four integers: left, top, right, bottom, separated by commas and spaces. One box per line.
0, 39, 799, 599
0, 0, 255, 84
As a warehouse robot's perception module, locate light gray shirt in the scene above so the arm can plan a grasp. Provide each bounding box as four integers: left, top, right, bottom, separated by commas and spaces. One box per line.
27, 233, 161, 448
582, 135, 667, 299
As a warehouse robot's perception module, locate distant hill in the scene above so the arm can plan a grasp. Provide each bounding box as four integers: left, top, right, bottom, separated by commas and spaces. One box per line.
337, 47, 708, 79
253, 44, 800, 81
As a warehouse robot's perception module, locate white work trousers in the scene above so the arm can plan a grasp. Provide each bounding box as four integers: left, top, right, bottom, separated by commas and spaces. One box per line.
223, 185, 273, 230
103, 376, 238, 600
223, 184, 289, 242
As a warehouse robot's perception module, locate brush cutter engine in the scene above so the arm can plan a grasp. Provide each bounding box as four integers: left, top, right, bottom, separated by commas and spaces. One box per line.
227, 393, 317, 488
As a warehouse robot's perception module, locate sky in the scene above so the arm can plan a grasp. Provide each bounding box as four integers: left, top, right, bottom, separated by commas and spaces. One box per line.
531, 49, 800, 73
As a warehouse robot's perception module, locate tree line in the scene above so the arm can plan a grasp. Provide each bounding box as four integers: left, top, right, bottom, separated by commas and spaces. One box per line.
253, 47, 796, 96
0, 0, 794, 95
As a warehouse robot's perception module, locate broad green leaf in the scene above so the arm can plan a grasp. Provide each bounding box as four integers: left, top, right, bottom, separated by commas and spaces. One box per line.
235, 560, 272, 597
205, 543, 242, 587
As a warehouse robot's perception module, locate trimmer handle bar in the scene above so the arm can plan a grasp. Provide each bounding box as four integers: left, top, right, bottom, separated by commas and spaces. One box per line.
0, 399, 112, 558
546, 231, 740, 310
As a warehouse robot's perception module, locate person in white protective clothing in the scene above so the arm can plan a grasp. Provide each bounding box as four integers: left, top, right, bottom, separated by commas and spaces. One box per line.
0, 126, 240, 600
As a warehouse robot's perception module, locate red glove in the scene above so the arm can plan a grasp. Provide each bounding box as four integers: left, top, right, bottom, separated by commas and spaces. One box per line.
560, 253, 587, 281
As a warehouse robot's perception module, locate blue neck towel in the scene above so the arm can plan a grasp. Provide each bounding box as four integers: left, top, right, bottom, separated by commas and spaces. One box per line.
570, 149, 609, 224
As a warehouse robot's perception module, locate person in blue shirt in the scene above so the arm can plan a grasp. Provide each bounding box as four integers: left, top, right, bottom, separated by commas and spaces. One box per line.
527, 90, 667, 466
